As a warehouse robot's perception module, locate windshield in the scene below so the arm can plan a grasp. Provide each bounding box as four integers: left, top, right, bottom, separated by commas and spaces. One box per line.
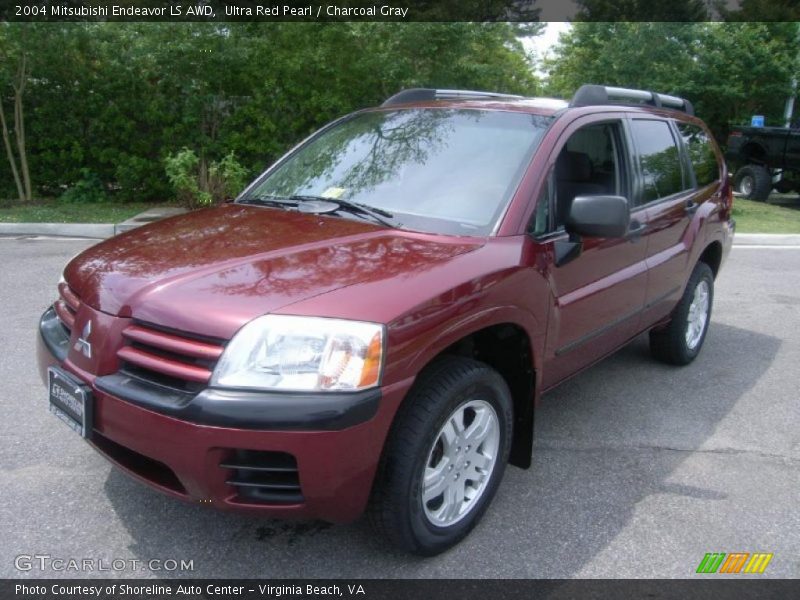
241, 108, 552, 236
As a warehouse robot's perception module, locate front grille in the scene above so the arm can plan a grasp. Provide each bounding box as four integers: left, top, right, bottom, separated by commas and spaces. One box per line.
222, 450, 304, 505
54, 281, 81, 333
117, 322, 224, 393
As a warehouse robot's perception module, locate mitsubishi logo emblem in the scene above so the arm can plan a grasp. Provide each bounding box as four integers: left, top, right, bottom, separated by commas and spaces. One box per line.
74, 320, 92, 359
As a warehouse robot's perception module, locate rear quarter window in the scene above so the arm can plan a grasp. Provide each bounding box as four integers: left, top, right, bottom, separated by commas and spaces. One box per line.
677, 122, 720, 187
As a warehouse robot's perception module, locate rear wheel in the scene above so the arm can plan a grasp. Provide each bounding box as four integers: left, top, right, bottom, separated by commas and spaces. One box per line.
650, 262, 714, 366
734, 165, 772, 201
368, 356, 513, 555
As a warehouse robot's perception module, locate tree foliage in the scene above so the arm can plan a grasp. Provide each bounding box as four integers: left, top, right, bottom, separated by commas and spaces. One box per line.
721, 0, 800, 21
575, 0, 709, 21
544, 22, 799, 140
0, 22, 538, 201
0, 25, 32, 201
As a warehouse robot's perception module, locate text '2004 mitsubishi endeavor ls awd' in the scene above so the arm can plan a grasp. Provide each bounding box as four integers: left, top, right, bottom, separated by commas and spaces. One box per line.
38, 85, 734, 555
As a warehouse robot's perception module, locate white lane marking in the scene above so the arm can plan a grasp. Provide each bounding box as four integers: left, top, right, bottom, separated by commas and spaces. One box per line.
733, 245, 800, 249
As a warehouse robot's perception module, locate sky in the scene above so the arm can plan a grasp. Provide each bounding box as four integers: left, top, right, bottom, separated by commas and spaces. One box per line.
522, 22, 573, 77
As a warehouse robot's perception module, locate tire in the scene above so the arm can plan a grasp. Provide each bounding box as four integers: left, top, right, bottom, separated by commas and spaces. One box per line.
368, 356, 513, 555
734, 165, 772, 201
650, 262, 714, 366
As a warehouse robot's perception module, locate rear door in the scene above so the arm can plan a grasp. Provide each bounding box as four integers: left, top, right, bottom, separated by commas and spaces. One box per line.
633, 118, 719, 327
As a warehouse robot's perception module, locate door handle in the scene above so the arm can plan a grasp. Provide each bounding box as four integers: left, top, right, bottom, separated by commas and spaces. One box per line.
686, 200, 699, 214
626, 219, 646, 242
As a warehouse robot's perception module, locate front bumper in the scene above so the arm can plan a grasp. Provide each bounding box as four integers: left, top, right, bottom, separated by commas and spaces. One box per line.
37, 308, 412, 523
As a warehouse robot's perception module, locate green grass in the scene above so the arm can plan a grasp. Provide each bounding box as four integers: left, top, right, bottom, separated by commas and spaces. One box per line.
732, 197, 800, 234
0, 200, 170, 223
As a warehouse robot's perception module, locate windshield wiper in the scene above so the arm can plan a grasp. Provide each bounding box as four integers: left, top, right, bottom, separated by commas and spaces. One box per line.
237, 195, 300, 209
239, 194, 400, 228
288, 195, 401, 229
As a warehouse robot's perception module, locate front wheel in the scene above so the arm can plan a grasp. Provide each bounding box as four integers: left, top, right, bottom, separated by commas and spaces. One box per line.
650, 262, 714, 365
368, 356, 513, 555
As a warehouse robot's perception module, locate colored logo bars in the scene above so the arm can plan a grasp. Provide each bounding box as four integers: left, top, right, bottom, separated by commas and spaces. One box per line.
696, 552, 773, 574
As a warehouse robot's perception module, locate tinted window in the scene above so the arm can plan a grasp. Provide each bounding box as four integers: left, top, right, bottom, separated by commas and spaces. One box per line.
630, 120, 685, 203
245, 109, 551, 236
529, 172, 553, 236
552, 122, 626, 230
677, 122, 720, 187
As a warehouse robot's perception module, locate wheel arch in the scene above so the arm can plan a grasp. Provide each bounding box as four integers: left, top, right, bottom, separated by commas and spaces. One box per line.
698, 240, 723, 279
407, 316, 538, 469
739, 142, 768, 166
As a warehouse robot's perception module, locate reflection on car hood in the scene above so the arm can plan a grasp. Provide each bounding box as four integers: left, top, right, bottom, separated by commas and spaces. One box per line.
64, 204, 482, 339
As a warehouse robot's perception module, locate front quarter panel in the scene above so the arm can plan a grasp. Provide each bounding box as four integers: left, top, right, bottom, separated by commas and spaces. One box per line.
276, 237, 548, 388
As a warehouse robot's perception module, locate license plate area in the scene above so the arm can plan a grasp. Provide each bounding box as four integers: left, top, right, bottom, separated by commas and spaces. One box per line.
48, 367, 93, 438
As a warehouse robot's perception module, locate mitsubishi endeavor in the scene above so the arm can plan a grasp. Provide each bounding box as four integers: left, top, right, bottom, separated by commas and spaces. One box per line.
38, 85, 734, 555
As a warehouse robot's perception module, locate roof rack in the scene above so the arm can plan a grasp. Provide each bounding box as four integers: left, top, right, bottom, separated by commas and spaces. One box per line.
569, 84, 694, 116
382, 88, 524, 107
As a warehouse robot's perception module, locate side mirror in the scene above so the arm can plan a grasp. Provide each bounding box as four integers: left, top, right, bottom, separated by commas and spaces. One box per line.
565, 195, 631, 239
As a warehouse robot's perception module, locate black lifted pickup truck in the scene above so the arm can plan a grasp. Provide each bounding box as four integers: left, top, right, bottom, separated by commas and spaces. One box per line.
726, 125, 800, 201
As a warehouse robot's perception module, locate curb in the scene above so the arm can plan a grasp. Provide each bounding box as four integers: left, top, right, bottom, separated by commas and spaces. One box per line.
0, 222, 115, 238
0, 207, 188, 239
732, 233, 800, 246
1, 223, 800, 246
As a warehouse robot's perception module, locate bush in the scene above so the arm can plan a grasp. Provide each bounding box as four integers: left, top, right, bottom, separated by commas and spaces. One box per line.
165, 149, 209, 207
165, 149, 248, 208
210, 152, 249, 201
58, 169, 108, 204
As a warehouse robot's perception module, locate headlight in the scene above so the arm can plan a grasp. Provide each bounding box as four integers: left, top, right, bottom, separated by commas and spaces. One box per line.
210, 315, 384, 392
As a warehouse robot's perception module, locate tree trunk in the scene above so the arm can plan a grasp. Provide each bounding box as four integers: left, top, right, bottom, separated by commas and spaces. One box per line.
198, 153, 209, 194
13, 54, 32, 202
0, 99, 25, 203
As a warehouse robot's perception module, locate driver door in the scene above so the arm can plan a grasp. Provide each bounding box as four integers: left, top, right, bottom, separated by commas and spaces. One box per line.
530, 115, 649, 389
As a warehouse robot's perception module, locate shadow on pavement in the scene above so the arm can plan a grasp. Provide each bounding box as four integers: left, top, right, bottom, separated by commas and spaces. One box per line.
103, 322, 780, 578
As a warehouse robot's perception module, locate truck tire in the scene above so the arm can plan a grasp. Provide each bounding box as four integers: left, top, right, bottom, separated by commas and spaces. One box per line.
650, 262, 714, 366
734, 165, 772, 201
368, 356, 513, 555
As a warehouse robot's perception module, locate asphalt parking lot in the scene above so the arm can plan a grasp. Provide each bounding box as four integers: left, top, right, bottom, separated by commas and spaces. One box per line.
1, 236, 798, 579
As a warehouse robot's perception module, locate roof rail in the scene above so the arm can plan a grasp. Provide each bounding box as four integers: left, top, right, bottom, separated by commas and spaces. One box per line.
570, 84, 694, 116
382, 88, 524, 107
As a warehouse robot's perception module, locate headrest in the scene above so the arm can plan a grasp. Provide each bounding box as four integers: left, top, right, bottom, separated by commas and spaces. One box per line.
556, 151, 593, 182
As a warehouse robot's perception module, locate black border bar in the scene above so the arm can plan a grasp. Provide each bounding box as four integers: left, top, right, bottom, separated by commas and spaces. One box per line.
2, 0, 757, 23
3, 579, 799, 600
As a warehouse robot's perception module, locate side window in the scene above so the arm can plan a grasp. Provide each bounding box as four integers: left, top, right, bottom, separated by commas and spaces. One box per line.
529, 172, 553, 236
677, 122, 720, 187
552, 122, 627, 231
630, 119, 686, 204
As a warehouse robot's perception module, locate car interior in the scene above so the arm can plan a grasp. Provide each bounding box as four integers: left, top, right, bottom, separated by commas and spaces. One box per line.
554, 123, 624, 229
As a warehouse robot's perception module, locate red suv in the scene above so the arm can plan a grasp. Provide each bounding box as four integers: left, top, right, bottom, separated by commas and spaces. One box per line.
38, 85, 734, 555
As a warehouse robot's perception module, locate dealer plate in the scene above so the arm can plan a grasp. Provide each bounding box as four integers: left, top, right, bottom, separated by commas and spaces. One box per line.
48, 366, 93, 438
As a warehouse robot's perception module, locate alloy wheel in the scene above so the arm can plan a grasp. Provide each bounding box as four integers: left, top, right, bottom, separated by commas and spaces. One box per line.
685, 279, 710, 350
421, 399, 500, 527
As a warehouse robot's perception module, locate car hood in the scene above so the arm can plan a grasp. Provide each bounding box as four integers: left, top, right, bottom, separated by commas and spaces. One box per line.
64, 204, 481, 339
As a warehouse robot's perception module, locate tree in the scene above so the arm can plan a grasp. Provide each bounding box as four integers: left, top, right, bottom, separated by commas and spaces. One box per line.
721, 0, 800, 20
0, 25, 32, 201
574, 0, 709, 21
544, 23, 700, 98
684, 23, 797, 138
0, 22, 539, 202
544, 22, 798, 140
